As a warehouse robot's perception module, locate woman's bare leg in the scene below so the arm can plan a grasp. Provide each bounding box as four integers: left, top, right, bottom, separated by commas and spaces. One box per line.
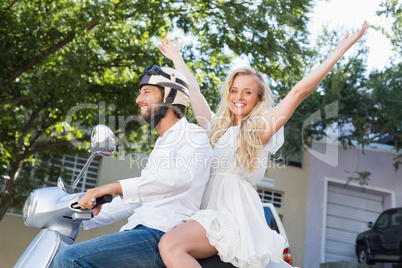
159, 220, 218, 268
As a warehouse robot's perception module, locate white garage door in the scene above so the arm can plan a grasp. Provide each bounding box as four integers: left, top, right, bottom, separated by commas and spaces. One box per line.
324, 182, 384, 262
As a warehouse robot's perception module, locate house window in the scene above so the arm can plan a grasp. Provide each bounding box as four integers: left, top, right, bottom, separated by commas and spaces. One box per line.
270, 152, 302, 168
285, 152, 302, 168
55, 155, 99, 192
257, 187, 283, 208
25, 154, 99, 191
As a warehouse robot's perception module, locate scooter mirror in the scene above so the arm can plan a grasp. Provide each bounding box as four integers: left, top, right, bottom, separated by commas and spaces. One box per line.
91, 125, 117, 157
71, 125, 117, 193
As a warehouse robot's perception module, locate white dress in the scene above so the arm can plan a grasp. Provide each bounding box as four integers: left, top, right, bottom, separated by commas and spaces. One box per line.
190, 124, 287, 268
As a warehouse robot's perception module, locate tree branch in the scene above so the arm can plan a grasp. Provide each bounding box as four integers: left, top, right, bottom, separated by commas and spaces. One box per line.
0, 33, 75, 88
6, 0, 18, 10
25, 130, 44, 153
1, 1, 128, 88
17, 106, 44, 157
24, 110, 55, 154
0, 95, 32, 106
87, 17, 99, 32
372, 122, 402, 139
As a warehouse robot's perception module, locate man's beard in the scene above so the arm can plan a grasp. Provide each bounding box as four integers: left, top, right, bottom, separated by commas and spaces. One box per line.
141, 102, 164, 123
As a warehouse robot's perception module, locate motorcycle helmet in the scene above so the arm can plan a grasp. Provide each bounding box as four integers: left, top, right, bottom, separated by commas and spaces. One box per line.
139, 64, 190, 129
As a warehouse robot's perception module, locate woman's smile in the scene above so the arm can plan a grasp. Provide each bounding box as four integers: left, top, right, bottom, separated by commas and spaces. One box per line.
229, 75, 260, 121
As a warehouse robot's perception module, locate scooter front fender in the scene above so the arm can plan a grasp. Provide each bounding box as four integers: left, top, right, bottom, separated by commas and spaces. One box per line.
14, 229, 72, 268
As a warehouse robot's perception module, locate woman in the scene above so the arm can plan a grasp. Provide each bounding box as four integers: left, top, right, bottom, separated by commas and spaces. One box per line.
158, 22, 367, 268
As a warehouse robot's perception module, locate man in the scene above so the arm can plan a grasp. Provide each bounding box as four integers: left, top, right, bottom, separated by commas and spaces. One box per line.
53, 65, 213, 267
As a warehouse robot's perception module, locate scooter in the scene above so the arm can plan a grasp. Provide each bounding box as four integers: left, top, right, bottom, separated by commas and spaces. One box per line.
15, 124, 116, 268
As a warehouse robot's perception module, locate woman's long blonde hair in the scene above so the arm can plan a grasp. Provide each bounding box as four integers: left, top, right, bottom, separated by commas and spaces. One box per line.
208, 67, 274, 172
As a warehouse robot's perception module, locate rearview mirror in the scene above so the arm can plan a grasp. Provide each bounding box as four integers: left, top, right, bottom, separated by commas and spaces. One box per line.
91, 125, 117, 157
71, 125, 117, 193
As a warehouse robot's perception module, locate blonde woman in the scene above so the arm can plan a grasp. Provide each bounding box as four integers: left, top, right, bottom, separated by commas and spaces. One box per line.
158, 22, 367, 268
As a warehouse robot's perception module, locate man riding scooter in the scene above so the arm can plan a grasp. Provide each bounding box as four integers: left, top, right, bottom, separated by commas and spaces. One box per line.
53, 65, 213, 267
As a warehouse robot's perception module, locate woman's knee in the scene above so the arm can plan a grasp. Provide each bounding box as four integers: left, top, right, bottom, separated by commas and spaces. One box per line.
159, 233, 181, 267
159, 232, 177, 257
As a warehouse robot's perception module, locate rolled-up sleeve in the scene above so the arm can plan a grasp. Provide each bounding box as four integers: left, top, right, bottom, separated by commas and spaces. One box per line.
119, 139, 211, 204
82, 196, 140, 230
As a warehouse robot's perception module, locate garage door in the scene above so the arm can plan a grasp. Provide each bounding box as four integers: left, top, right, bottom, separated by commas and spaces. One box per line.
324, 182, 384, 262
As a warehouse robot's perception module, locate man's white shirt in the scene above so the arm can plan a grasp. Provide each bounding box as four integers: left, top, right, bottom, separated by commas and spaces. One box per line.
83, 118, 213, 233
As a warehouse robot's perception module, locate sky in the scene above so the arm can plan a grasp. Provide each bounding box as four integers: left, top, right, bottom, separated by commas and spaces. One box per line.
308, 0, 395, 71
231, 0, 396, 72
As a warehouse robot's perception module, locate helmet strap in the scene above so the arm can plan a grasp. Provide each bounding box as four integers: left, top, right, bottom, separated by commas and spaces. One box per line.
149, 88, 178, 130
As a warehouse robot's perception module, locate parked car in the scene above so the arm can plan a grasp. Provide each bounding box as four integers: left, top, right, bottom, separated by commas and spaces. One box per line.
262, 202, 293, 265
355, 207, 402, 264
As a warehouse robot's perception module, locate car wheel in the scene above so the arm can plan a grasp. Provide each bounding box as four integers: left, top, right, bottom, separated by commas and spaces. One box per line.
357, 245, 374, 265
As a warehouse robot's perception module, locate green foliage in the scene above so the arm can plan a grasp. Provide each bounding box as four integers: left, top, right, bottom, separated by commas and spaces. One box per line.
299, 21, 401, 188
346, 171, 371, 189
377, 0, 402, 54
365, 63, 402, 153
1, 0, 398, 214
277, 20, 401, 183
275, 24, 371, 158
0, 0, 314, 214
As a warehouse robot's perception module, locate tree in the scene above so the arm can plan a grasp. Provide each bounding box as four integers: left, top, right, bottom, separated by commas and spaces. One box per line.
377, 0, 402, 55
300, 14, 402, 186
374, 0, 402, 171
0, 0, 313, 221
364, 63, 402, 170
275, 26, 372, 164
336, 0, 402, 174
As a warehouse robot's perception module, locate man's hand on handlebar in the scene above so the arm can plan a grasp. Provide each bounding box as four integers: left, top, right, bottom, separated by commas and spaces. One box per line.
78, 182, 122, 216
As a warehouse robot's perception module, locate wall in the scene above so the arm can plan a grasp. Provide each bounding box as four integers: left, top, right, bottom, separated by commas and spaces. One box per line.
97, 151, 147, 184
264, 151, 310, 267
303, 141, 402, 268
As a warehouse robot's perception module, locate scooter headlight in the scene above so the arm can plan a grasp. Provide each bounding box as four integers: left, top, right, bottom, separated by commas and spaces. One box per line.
23, 190, 39, 226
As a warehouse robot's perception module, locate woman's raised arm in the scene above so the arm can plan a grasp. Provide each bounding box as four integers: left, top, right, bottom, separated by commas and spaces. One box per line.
159, 39, 212, 128
260, 21, 368, 145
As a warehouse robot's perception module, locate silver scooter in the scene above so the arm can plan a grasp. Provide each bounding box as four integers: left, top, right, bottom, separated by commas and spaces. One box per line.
15, 125, 117, 268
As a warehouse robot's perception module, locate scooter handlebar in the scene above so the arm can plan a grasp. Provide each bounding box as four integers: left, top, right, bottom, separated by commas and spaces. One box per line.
94, 195, 113, 207
71, 194, 113, 210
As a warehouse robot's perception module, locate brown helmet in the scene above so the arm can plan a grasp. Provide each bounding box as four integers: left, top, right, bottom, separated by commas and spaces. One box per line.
139, 65, 190, 129
139, 65, 189, 107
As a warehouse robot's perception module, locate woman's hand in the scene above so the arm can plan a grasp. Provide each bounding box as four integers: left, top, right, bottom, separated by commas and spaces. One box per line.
159, 39, 182, 61
158, 38, 213, 127
261, 21, 368, 145
336, 21, 367, 54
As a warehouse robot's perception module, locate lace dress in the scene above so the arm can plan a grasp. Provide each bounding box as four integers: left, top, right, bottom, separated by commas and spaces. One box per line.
190, 124, 286, 268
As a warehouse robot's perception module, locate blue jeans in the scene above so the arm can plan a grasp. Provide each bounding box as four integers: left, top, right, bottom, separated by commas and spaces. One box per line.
52, 225, 165, 268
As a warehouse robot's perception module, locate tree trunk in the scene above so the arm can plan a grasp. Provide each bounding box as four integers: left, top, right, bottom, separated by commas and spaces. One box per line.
0, 161, 23, 221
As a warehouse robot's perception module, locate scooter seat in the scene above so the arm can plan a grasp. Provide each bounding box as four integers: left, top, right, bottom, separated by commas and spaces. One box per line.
198, 255, 236, 267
